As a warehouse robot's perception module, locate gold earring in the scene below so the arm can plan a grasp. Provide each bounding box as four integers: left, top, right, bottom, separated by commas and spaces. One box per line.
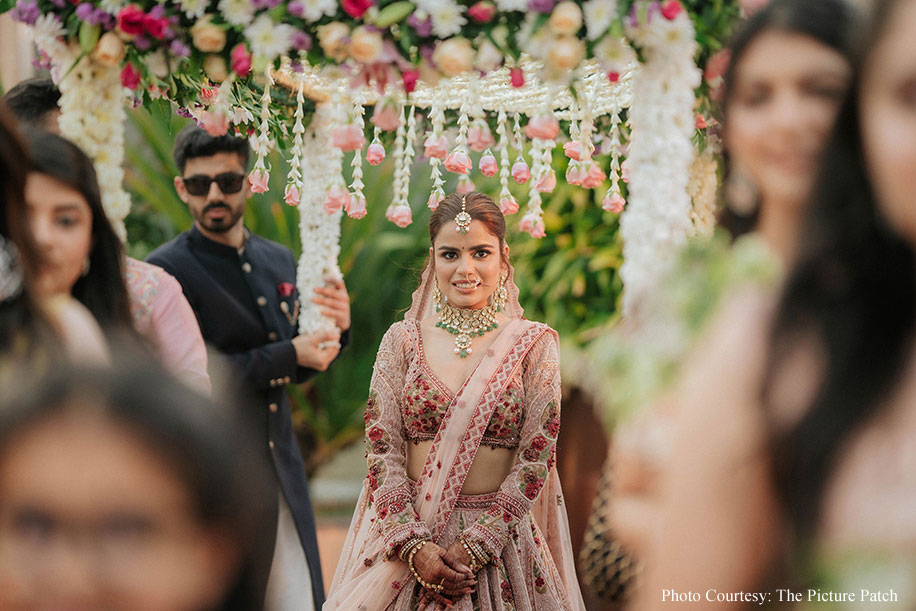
433, 280, 443, 312
493, 270, 508, 312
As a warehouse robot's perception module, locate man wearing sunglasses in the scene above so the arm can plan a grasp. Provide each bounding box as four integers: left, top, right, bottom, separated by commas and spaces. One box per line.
147, 125, 351, 611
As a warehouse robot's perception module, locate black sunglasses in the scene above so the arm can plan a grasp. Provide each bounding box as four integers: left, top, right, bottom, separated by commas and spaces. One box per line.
182, 172, 246, 196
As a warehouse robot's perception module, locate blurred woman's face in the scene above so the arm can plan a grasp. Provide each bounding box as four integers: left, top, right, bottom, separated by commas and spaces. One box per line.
860, 0, 916, 245
24, 173, 93, 299
0, 409, 238, 611
725, 31, 851, 210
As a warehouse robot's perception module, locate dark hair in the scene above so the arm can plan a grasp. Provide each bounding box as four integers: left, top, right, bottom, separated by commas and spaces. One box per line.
0, 105, 55, 360
764, 0, 915, 540
0, 352, 275, 610
429, 192, 507, 258
24, 130, 134, 331
173, 124, 250, 174
718, 0, 856, 237
1, 77, 60, 127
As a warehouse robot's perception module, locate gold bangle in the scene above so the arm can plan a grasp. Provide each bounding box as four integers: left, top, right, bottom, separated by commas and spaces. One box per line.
467, 538, 489, 566
399, 536, 430, 562
408, 541, 443, 593
460, 539, 481, 573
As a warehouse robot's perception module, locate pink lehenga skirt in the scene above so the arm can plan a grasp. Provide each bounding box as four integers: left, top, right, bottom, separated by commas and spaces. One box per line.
384, 490, 574, 611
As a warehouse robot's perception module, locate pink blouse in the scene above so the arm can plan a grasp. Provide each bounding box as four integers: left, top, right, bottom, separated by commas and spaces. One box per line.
126, 258, 211, 393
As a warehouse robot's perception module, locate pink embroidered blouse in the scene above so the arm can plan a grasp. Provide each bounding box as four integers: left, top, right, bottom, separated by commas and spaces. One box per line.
363, 319, 562, 561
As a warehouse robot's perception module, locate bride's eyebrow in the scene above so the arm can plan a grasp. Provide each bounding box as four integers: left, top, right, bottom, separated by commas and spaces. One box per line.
436, 244, 494, 251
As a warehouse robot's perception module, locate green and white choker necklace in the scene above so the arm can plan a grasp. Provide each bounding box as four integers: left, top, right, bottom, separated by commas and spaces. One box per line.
435, 302, 501, 358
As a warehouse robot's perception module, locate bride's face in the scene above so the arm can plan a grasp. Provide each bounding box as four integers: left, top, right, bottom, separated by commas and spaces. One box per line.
432, 219, 507, 310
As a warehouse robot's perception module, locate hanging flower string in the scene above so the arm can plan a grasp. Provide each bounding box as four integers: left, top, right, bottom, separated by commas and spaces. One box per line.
444, 76, 474, 176
387, 103, 414, 228
496, 107, 518, 215
511, 113, 530, 185
284, 79, 306, 206
603, 97, 627, 213
347, 92, 368, 219
249, 67, 273, 194
424, 89, 447, 209
322, 92, 350, 216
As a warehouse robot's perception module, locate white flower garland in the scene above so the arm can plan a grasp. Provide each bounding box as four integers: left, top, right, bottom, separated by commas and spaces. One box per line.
687, 148, 719, 237
619, 9, 700, 319
39, 40, 132, 239
297, 102, 344, 335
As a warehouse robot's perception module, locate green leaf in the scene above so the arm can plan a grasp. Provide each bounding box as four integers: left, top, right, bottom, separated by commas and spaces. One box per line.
373, 1, 415, 28
79, 22, 101, 54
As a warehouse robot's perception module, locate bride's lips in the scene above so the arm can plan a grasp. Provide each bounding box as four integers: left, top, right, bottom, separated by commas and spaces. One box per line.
452, 280, 481, 294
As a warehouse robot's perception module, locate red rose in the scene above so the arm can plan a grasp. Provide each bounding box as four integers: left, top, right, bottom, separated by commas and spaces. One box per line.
116, 4, 146, 36
368, 426, 383, 441
120, 63, 141, 89
531, 434, 548, 452
524, 481, 540, 500
341, 0, 373, 18
231, 43, 252, 78
143, 14, 168, 39
467, 1, 496, 23
402, 68, 419, 93
277, 282, 296, 297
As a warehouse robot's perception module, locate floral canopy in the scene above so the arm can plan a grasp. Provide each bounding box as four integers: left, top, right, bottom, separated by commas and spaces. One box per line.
5, 0, 739, 331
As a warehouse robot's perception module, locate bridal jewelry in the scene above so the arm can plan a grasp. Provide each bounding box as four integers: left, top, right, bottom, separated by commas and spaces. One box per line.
434, 270, 508, 358
454, 194, 472, 234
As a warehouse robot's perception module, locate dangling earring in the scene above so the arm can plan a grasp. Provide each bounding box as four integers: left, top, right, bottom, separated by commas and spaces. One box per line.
724, 167, 759, 216
81, 257, 91, 277
433, 280, 444, 312
492, 269, 508, 312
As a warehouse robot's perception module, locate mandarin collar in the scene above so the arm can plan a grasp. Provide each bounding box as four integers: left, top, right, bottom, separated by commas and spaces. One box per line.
189, 224, 250, 258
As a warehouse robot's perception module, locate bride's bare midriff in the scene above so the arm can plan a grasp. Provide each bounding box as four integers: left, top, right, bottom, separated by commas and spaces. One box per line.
407, 441, 516, 494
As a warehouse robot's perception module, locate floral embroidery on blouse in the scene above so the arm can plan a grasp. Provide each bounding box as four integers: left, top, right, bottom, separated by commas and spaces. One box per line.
402, 371, 525, 448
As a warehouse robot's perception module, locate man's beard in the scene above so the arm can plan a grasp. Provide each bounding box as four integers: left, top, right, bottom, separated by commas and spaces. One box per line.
195, 201, 244, 233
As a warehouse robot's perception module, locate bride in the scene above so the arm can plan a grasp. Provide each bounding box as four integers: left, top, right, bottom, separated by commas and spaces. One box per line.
324, 192, 585, 611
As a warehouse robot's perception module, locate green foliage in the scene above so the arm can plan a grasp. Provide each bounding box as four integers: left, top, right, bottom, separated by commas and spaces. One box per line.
123, 106, 623, 464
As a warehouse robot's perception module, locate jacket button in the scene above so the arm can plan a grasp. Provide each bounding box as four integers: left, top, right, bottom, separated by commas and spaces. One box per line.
268, 332, 278, 341
269, 403, 278, 413
241, 262, 252, 273
257, 296, 267, 306
269, 441, 275, 449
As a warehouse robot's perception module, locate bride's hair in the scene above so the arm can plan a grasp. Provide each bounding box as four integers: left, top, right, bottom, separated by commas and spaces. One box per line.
429, 192, 507, 262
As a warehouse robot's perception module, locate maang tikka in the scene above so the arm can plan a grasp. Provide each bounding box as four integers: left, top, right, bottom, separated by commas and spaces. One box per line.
454, 195, 472, 234
434, 269, 508, 358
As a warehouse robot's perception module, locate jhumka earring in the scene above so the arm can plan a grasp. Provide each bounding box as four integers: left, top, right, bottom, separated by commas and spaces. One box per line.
433, 280, 444, 311
493, 269, 508, 311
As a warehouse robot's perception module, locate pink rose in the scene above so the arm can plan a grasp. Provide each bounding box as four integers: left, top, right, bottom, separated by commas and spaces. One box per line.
423, 134, 448, 159
388, 204, 412, 227
120, 62, 141, 89
704, 48, 730, 101
695, 114, 707, 130
444, 150, 472, 174
467, 0, 496, 23
143, 14, 169, 39
249, 169, 269, 194
581, 163, 606, 189
608, 71, 620, 84
277, 282, 296, 297
602, 191, 625, 213
347, 194, 367, 219
116, 4, 145, 36
525, 114, 560, 140
366, 142, 385, 166
519, 212, 546, 238
323, 185, 349, 214
479, 153, 497, 177
467, 124, 495, 152
563, 141, 583, 161
535, 169, 557, 193
199, 110, 229, 137
456, 175, 475, 194
621, 158, 630, 183
660, 0, 683, 20
565, 164, 584, 185
332, 124, 366, 152
500, 195, 519, 215
230, 43, 252, 78
402, 69, 419, 93
200, 86, 218, 105
511, 160, 530, 184
510, 67, 525, 88
370, 102, 401, 132
427, 193, 442, 210
341, 0, 373, 19
284, 184, 300, 206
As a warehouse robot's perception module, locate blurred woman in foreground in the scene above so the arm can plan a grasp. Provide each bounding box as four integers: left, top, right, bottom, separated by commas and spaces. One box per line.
639, 0, 916, 605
